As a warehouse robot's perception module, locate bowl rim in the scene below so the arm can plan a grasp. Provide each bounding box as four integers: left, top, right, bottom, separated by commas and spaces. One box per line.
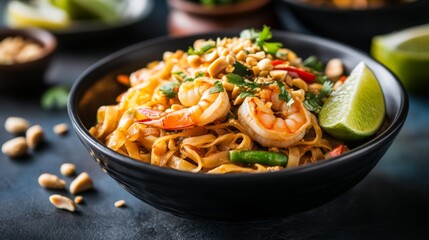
0, 27, 57, 67
68, 30, 409, 180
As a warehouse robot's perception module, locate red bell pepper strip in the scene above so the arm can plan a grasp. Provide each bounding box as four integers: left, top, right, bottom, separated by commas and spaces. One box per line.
271, 59, 286, 66
327, 144, 345, 158
271, 59, 316, 83
275, 66, 316, 83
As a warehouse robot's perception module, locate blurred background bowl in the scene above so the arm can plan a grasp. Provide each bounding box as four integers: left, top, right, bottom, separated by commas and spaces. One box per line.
167, 0, 278, 36
68, 30, 408, 221
0, 28, 57, 90
275, 0, 429, 51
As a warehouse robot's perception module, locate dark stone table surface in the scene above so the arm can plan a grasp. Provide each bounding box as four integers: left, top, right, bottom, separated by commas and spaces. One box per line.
1, 0, 429, 239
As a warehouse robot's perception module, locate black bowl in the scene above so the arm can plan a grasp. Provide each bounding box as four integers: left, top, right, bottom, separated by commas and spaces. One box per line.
68, 30, 408, 222
275, 0, 429, 51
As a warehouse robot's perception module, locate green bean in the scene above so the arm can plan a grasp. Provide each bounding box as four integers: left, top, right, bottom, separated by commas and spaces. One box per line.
229, 150, 288, 167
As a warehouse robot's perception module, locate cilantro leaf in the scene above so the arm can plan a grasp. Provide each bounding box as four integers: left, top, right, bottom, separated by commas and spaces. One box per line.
41, 86, 69, 110
303, 55, 324, 72
258, 25, 272, 43
239, 92, 255, 98
315, 73, 329, 83
195, 72, 206, 78
318, 81, 334, 99
257, 25, 282, 56
304, 93, 322, 114
226, 73, 259, 89
233, 61, 251, 77
209, 81, 225, 94
227, 73, 246, 85
187, 43, 216, 55
276, 81, 294, 106
159, 80, 180, 98
262, 42, 283, 56
172, 71, 194, 82
241, 26, 283, 55
303, 81, 334, 114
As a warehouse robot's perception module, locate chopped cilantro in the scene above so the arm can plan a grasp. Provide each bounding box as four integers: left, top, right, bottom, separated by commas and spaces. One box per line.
304, 81, 333, 114
303, 55, 324, 72
227, 73, 245, 85
315, 73, 329, 83
233, 61, 252, 77
172, 71, 194, 82
276, 81, 294, 106
159, 80, 180, 98
318, 81, 334, 99
257, 25, 283, 56
226, 73, 260, 89
195, 72, 206, 78
187, 43, 216, 55
209, 81, 224, 94
240, 25, 283, 56
304, 93, 321, 114
239, 92, 255, 98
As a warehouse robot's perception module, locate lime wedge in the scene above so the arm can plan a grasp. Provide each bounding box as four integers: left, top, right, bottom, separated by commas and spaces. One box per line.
49, 0, 119, 21
319, 62, 385, 141
6, 1, 70, 30
49, 0, 94, 20
371, 24, 429, 92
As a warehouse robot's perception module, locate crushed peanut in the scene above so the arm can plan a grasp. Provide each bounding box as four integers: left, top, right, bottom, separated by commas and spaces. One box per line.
325, 58, 344, 81
38, 173, 66, 190
74, 196, 84, 204
114, 200, 126, 208
70, 172, 93, 194
26, 125, 44, 149
0, 36, 44, 64
1, 137, 27, 158
60, 163, 76, 177
49, 194, 76, 212
4, 116, 29, 134
53, 123, 68, 135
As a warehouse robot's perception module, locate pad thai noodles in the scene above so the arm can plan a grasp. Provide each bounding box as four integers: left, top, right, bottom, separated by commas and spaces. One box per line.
89, 26, 353, 174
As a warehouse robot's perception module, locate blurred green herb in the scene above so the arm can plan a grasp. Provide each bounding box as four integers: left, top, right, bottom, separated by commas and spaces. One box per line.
209, 81, 224, 93
238, 92, 254, 98
188, 43, 216, 55
41, 86, 70, 111
160, 80, 180, 98
303, 55, 324, 72
172, 71, 194, 82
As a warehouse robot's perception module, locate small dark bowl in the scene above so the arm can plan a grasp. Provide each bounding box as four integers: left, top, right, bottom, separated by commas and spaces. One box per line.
275, 0, 429, 51
68, 30, 408, 222
0, 28, 57, 90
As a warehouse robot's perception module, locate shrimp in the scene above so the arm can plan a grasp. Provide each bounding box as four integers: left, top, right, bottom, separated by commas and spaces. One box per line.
140, 78, 230, 130
237, 89, 312, 148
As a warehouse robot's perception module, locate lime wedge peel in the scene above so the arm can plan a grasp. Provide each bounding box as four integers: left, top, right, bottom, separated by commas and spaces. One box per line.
371, 24, 429, 92
319, 62, 385, 141
372, 24, 429, 55
6, 1, 71, 30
